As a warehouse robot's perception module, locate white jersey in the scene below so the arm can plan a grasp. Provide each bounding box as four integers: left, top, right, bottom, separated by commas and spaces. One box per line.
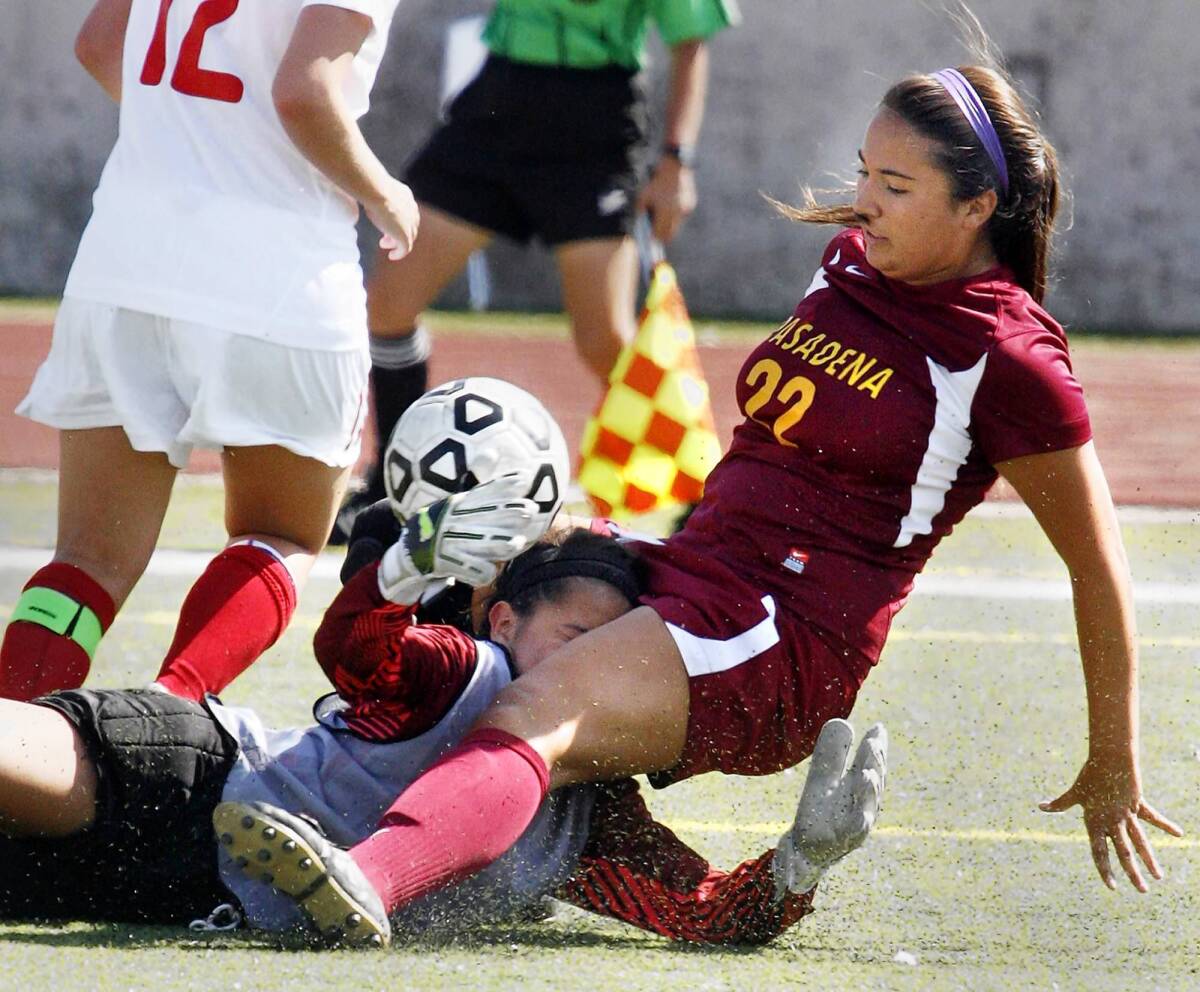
64, 0, 400, 350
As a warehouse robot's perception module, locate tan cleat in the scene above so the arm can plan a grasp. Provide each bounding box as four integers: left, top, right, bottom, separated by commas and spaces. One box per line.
213, 800, 391, 948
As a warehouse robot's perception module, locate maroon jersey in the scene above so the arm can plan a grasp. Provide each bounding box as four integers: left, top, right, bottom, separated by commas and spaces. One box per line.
675, 228, 1091, 669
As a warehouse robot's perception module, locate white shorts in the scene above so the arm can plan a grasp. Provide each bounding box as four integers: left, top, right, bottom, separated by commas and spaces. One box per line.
17, 299, 369, 469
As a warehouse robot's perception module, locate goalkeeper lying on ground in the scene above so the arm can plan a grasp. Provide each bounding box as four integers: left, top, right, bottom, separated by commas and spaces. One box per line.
0, 474, 886, 945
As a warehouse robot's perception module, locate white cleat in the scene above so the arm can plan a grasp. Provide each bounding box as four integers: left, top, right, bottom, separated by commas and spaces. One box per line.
773, 719, 888, 897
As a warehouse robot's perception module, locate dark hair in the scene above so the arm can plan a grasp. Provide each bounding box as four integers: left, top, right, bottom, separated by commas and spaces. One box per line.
777, 64, 1061, 303
478, 528, 640, 637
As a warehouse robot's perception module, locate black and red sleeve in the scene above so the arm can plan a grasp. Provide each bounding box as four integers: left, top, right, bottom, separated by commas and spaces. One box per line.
557, 779, 813, 945
312, 562, 479, 741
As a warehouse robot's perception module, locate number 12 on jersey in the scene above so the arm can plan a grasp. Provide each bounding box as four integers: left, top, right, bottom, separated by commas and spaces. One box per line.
140, 0, 244, 103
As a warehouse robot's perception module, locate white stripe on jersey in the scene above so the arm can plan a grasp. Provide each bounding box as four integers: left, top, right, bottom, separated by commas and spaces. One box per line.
802, 261, 829, 299
894, 354, 988, 549
665, 595, 780, 677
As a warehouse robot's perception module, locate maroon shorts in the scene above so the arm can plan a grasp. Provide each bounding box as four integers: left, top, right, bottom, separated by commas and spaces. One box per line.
632, 537, 866, 787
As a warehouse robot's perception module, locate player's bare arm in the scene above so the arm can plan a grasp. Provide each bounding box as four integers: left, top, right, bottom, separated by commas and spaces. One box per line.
637, 38, 707, 243
997, 441, 1183, 891
75, 0, 132, 102
273, 5, 419, 259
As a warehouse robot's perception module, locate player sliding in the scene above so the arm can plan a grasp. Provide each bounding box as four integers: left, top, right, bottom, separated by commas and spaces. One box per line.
0, 477, 884, 945
235, 45, 1182, 945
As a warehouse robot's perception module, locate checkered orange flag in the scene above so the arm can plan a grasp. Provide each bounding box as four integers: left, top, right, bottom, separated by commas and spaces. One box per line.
579, 261, 722, 519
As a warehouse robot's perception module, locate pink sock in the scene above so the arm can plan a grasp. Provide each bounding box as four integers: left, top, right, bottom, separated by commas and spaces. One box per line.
351, 728, 550, 912
0, 563, 116, 699
155, 544, 296, 700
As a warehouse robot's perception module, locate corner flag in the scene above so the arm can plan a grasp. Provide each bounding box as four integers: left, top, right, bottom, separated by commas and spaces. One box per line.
579, 261, 722, 520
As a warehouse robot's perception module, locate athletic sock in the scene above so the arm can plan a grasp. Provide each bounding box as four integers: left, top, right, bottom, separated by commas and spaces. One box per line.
350, 728, 550, 913
367, 326, 431, 501
154, 542, 297, 701
0, 563, 116, 700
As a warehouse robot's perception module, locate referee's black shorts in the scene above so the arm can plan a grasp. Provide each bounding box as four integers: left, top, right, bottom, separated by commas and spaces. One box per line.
0, 688, 238, 924
405, 55, 650, 246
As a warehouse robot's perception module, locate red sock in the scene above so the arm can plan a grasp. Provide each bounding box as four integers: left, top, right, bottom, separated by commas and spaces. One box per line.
0, 563, 116, 700
351, 728, 550, 913
154, 543, 296, 700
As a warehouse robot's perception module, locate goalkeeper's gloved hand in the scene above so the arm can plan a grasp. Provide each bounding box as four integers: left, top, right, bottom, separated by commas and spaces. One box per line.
341, 498, 404, 585
377, 471, 547, 604
772, 719, 888, 897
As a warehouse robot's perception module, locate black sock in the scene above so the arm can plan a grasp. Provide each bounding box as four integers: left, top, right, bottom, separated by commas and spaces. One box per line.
367, 327, 431, 500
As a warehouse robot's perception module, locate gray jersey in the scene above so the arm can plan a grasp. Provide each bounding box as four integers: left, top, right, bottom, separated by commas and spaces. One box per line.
207, 640, 595, 932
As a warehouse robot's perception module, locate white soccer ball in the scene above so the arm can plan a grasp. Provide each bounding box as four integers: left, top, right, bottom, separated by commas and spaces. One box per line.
383, 377, 571, 524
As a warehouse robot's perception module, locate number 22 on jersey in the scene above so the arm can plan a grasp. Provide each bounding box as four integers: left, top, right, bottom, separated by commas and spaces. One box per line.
140, 0, 244, 103
743, 358, 816, 447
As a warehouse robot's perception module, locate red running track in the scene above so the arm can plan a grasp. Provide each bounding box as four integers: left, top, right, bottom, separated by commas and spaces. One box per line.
2, 321, 1198, 506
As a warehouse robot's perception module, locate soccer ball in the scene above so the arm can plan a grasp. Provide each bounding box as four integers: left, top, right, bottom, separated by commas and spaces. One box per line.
383, 377, 571, 524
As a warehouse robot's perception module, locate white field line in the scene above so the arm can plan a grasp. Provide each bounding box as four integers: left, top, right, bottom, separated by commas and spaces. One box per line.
3, 546, 1198, 604
0, 547, 344, 579
911, 572, 1200, 605
965, 499, 1200, 525
668, 820, 1200, 849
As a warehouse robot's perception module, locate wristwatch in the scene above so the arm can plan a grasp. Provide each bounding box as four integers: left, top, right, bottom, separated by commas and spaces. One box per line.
662, 142, 697, 168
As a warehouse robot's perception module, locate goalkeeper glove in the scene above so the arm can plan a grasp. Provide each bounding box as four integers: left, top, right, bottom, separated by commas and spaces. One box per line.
341, 498, 403, 584
377, 472, 547, 603
773, 719, 888, 897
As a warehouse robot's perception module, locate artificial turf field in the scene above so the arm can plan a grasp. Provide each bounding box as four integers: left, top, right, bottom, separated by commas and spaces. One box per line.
0, 471, 1196, 992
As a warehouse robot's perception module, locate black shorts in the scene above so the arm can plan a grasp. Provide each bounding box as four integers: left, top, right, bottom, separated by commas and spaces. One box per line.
406, 55, 649, 246
0, 688, 239, 924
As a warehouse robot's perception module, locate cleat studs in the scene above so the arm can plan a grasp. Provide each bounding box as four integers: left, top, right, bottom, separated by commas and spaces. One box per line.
260, 873, 273, 885
369, 934, 383, 947
219, 832, 233, 846
262, 826, 277, 840
346, 913, 362, 928
282, 840, 297, 853
235, 856, 249, 869
241, 816, 255, 830
257, 849, 272, 862
299, 857, 313, 870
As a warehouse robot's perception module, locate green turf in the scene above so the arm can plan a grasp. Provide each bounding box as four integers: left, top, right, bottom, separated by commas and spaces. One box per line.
0, 473, 1196, 991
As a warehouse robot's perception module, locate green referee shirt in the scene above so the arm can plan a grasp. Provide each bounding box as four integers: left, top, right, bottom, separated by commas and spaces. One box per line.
483, 0, 740, 71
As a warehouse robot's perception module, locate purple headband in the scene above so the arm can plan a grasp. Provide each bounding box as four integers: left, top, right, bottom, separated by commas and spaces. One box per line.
931, 67, 1009, 196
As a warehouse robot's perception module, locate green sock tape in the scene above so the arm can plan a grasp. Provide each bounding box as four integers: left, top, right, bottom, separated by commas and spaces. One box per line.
10, 586, 104, 659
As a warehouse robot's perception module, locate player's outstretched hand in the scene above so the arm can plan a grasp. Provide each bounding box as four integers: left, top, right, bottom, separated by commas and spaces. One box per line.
367, 177, 419, 261
378, 471, 546, 603
773, 719, 887, 897
1040, 751, 1182, 892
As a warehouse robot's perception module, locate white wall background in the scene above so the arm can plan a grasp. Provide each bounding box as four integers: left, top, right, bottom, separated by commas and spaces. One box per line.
2, 0, 1198, 331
